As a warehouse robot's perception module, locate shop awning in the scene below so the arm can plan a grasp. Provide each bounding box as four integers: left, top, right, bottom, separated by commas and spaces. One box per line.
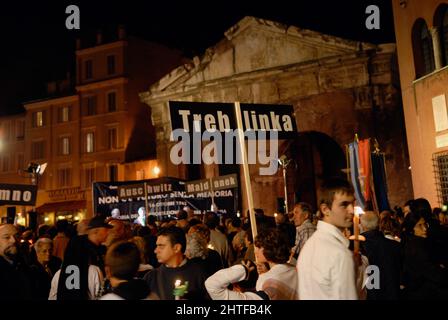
35, 200, 86, 214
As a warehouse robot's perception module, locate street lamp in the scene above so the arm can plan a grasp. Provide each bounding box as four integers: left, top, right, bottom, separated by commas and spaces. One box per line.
278, 155, 292, 215
25, 162, 47, 185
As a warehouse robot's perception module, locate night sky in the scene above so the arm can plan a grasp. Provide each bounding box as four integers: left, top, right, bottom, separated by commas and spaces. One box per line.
0, 0, 395, 116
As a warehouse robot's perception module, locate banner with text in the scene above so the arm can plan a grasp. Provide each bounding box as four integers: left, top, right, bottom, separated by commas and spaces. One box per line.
93, 177, 237, 220
169, 101, 297, 140
0, 183, 37, 206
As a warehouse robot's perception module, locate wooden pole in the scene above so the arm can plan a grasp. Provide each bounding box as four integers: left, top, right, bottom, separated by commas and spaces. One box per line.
234, 102, 257, 240
144, 182, 149, 226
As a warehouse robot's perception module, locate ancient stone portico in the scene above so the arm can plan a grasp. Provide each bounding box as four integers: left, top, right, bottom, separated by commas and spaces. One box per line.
140, 16, 413, 215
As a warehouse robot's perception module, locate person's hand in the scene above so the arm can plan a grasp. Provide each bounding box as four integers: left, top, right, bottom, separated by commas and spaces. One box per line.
173, 281, 189, 299
256, 262, 269, 275
241, 260, 255, 272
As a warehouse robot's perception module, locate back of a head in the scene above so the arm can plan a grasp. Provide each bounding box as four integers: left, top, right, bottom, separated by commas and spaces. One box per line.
157, 226, 187, 254
379, 215, 400, 236
231, 217, 242, 229
254, 228, 290, 264
410, 198, 432, 220
188, 223, 210, 243
204, 212, 218, 229
106, 241, 140, 280
319, 178, 354, 208
177, 210, 188, 221
56, 219, 69, 233
37, 224, 51, 238
147, 215, 157, 225
185, 233, 207, 259
360, 211, 379, 232
297, 202, 313, 216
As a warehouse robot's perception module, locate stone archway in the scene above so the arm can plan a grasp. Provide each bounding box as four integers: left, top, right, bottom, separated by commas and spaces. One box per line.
285, 131, 346, 211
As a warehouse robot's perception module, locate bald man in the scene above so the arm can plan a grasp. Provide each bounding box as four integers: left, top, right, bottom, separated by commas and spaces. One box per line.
0, 224, 32, 299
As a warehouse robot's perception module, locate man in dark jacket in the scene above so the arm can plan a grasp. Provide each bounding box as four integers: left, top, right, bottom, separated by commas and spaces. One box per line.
0, 224, 32, 300
360, 212, 401, 300
144, 226, 209, 300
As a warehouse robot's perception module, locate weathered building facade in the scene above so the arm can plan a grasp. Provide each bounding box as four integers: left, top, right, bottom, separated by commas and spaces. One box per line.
141, 16, 413, 214
392, 0, 448, 207
0, 27, 185, 224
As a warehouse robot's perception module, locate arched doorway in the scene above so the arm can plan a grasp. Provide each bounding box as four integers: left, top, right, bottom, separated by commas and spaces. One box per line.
285, 131, 346, 211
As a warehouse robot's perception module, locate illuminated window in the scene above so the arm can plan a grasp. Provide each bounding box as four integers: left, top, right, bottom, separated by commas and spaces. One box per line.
108, 128, 117, 150
58, 106, 71, 123
33, 111, 45, 127
84, 167, 95, 188
86, 132, 94, 153
136, 169, 145, 180
59, 137, 70, 155
58, 168, 72, 187
434, 151, 448, 205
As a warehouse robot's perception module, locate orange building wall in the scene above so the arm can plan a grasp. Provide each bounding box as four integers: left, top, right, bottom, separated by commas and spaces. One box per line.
392, 0, 448, 206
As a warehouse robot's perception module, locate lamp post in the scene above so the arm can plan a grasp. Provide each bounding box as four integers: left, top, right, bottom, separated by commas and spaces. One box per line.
278, 155, 292, 215
25, 162, 47, 230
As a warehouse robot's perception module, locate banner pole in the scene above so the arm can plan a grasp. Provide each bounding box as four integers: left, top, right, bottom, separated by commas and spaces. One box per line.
144, 182, 149, 226
234, 102, 257, 240
209, 178, 215, 211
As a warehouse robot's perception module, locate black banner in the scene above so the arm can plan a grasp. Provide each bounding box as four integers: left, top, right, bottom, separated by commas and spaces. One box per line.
169, 101, 297, 140
0, 183, 37, 206
93, 177, 237, 220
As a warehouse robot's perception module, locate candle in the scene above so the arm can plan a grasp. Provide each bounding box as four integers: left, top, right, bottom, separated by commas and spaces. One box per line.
174, 279, 181, 300
353, 212, 360, 255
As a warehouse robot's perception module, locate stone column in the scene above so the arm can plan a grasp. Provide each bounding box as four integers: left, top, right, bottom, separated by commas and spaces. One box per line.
430, 26, 443, 70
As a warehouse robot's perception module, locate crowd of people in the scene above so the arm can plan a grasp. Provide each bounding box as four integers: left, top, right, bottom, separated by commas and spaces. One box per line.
1, 178, 448, 300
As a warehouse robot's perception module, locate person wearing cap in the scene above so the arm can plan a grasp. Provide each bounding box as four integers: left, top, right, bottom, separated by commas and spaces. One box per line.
176, 210, 189, 231
49, 216, 113, 300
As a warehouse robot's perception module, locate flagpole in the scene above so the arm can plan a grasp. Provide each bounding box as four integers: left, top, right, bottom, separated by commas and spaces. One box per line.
234, 102, 257, 240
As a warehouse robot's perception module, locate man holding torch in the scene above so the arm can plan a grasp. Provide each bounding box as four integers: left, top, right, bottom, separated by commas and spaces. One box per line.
296, 178, 358, 300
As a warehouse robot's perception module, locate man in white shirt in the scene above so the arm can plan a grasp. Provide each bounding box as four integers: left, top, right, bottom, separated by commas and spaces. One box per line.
297, 178, 358, 300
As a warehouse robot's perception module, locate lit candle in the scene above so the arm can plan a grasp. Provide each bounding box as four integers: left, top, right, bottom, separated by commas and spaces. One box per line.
353, 211, 360, 255
174, 279, 181, 300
